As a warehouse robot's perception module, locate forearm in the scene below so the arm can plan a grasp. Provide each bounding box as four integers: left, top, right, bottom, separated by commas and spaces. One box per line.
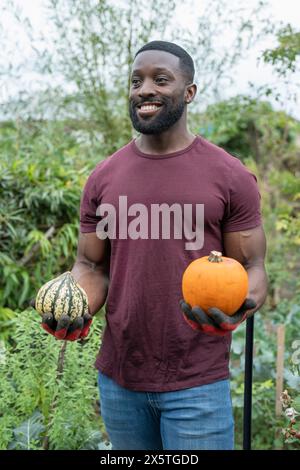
245, 264, 268, 316
71, 261, 109, 315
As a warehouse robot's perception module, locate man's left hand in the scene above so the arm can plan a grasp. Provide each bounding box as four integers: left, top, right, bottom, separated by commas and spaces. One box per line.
180, 298, 257, 336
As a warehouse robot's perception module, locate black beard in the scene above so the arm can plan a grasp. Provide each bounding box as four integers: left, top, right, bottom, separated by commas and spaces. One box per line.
128, 97, 185, 135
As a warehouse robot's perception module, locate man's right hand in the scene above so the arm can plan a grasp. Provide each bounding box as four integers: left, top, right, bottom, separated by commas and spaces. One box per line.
41, 312, 93, 341
29, 299, 93, 341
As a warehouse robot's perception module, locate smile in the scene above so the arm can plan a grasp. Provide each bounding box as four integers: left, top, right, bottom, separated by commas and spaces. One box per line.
137, 104, 163, 117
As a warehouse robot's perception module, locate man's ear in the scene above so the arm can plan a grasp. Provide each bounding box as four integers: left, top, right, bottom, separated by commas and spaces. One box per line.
185, 83, 197, 104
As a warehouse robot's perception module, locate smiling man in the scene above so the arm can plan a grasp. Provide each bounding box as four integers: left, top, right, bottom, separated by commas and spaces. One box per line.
38, 40, 268, 450
128, 42, 196, 152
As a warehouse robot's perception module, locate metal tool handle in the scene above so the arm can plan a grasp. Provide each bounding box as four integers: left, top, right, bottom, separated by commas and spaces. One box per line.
243, 315, 254, 450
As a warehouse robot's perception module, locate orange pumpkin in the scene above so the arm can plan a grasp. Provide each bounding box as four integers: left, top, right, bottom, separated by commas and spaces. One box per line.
182, 251, 248, 316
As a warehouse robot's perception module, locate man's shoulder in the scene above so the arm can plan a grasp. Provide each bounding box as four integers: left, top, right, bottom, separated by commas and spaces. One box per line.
197, 136, 252, 184
88, 140, 133, 178
198, 136, 242, 167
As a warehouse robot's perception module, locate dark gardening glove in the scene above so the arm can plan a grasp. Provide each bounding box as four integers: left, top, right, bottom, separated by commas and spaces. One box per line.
41, 310, 92, 341
29, 297, 93, 341
180, 298, 256, 336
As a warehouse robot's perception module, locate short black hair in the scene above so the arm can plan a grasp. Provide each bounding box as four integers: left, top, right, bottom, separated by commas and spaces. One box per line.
134, 40, 195, 85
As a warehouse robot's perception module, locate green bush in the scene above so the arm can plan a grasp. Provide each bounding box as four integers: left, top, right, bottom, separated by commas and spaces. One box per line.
0, 308, 107, 450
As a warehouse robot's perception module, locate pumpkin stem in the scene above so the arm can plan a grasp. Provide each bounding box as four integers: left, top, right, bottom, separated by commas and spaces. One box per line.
208, 251, 223, 263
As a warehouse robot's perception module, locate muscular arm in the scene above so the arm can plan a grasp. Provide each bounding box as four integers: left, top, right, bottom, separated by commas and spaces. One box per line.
223, 225, 268, 317
71, 232, 110, 315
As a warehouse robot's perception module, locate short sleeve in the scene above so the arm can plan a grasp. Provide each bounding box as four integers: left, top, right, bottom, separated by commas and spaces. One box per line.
222, 160, 262, 232
79, 168, 101, 233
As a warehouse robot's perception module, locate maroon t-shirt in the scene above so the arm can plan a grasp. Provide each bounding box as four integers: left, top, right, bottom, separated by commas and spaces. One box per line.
80, 135, 262, 392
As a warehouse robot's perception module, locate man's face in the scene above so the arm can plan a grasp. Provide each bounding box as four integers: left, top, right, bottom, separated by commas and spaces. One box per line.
129, 50, 187, 135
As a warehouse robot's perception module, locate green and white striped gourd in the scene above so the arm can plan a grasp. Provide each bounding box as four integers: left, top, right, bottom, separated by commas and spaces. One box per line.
35, 272, 89, 321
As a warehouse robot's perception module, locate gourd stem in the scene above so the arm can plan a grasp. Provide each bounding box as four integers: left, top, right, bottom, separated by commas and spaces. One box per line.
208, 250, 223, 263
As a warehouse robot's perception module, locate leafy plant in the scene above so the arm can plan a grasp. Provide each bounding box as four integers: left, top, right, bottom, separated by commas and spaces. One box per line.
0, 308, 107, 450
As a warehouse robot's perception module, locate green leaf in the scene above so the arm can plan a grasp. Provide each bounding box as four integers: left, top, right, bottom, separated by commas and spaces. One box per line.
8, 411, 45, 450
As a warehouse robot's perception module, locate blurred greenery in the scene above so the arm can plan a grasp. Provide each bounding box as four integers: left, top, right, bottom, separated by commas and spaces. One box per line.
262, 24, 300, 76
0, 0, 299, 451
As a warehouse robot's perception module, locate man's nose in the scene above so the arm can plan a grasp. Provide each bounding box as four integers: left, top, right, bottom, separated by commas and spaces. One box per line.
138, 78, 156, 97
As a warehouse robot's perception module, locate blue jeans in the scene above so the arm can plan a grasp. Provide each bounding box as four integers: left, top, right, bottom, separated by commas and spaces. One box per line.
98, 372, 234, 450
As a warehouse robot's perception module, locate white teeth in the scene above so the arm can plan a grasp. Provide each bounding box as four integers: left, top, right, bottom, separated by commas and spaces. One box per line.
140, 105, 160, 111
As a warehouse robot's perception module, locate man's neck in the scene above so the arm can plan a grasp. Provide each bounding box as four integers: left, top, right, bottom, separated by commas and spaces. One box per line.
135, 131, 196, 155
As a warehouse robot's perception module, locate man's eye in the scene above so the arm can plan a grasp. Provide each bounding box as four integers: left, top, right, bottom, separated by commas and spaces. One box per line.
131, 79, 141, 86
156, 77, 168, 83
131, 77, 168, 86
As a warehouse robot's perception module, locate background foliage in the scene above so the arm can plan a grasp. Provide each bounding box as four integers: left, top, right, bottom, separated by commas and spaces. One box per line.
0, 0, 299, 450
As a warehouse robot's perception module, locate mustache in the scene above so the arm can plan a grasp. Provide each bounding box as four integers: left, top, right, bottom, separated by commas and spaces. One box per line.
131, 99, 167, 107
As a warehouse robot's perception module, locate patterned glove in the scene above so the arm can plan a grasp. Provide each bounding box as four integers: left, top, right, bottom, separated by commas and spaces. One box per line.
29, 299, 93, 341
41, 311, 93, 341
180, 298, 256, 336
